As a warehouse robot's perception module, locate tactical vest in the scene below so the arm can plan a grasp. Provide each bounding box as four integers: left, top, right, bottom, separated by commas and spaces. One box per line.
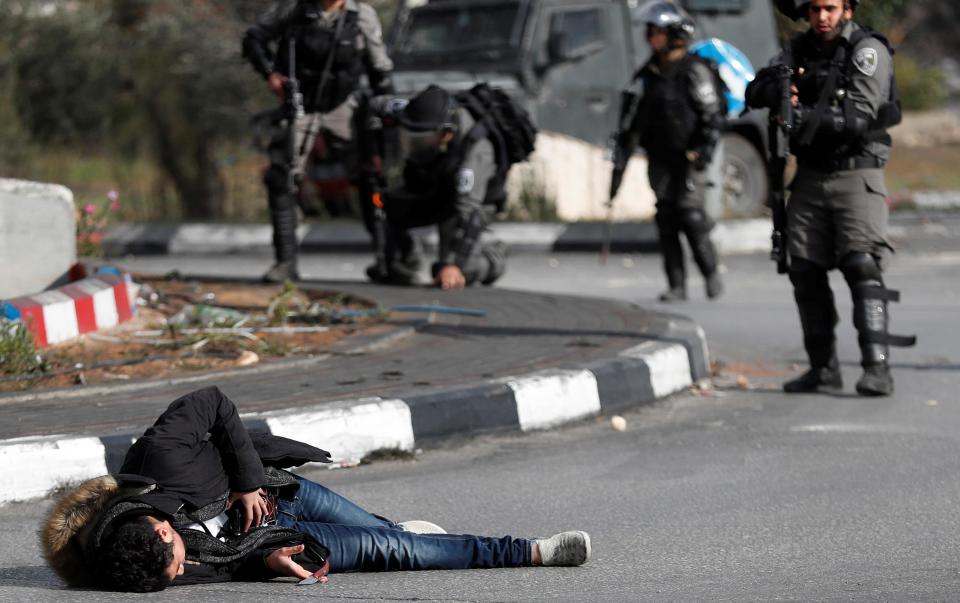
636, 54, 705, 158
275, 5, 365, 113
788, 25, 900, 161
401, 108, 505, 208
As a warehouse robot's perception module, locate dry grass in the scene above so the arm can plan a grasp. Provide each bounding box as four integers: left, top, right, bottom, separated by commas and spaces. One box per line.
885, 144, 960, 193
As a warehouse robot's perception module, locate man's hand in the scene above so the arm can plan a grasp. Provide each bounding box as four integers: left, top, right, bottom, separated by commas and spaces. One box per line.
268, 72, 288, 100
265, 544, 327, 582
229, 488, 268, 532
435, 264, 466, 290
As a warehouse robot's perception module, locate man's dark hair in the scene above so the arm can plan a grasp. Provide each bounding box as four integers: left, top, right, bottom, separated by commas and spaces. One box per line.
95, 515, 174, 592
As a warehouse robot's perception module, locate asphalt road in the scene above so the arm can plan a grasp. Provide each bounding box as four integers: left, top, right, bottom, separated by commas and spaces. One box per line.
3, 238, 958, 601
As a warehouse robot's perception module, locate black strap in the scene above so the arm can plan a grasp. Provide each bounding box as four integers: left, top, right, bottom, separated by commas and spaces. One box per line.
798, 46, 846, 147
297, 11, 348, 155
857, 284, 900, 302
862, 331, 917, 347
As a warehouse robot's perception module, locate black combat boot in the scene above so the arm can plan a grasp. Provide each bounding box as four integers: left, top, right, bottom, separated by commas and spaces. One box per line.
856, 364, 893, 396
368, 228, 423, 285
705, 272, 724, 300
264, 192, 300, 283
783, 359, 843, 393
784, 260, 842, 393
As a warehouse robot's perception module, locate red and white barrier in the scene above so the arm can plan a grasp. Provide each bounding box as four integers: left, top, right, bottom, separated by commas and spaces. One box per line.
2, 272, 138, 347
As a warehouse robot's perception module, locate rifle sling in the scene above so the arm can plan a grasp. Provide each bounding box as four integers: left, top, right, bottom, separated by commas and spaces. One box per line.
798, 46, 846, 148
298, 11, 349, 157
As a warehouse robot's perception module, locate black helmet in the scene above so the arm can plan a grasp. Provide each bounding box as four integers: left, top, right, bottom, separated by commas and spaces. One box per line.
639, 1, 695, 41
397, 85, 457, 133
775, 0, 859, 20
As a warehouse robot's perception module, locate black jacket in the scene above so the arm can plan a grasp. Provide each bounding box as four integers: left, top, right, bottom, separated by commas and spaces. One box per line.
90, 386, 332, 584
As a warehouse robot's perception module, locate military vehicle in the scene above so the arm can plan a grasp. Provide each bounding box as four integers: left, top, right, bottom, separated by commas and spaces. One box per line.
387, 0, 780, 219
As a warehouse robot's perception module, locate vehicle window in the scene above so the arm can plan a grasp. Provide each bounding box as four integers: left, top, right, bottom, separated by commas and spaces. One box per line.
549, 8, 604, 54
398, 2, 523, 55
683, 0, 747, 12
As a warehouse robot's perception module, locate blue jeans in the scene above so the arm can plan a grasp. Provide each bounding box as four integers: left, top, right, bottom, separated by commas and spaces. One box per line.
276, 477, 533, 572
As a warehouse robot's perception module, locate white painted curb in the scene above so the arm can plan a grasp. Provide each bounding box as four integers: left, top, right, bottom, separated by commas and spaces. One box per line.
0, 436, 108, 504
247, 398, 415, 466
505, 369, 602, 432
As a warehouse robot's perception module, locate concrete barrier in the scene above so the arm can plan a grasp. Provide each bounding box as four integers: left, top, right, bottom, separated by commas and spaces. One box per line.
506, 131, 658, 221
0, 178, 76, 299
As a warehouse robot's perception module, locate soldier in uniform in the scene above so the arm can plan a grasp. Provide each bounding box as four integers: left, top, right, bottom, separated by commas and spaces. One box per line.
243, 0, 394, 283
369, 85, 508, 290
746, 0, 914, 396
611, 1, 725, 303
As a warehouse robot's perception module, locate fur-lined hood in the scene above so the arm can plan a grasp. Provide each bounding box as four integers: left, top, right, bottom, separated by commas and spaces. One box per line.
39, 475, 129, 586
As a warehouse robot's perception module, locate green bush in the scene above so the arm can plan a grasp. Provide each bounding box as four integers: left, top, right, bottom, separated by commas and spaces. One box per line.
894, 54, 948, 111
0, 319, 40, 376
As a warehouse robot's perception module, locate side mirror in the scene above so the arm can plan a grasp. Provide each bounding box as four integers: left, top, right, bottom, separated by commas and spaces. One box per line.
547, 31, 571, 64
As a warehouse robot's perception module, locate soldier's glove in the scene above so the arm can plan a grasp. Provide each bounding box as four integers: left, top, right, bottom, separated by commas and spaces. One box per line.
745, 67, 782, 110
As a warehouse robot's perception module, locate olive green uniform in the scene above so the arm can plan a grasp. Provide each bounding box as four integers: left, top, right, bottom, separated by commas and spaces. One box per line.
746, 20, 914, 395
786, 22, 893, 268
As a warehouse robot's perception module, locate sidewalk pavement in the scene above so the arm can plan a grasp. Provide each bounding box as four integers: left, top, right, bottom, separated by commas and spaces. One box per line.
0, 280, 709, 504
102, 210, 960, 258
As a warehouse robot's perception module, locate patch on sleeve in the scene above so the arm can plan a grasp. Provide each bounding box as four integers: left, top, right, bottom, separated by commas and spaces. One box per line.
695, 81, 718, 105
853, 47, 879, 77
385, 98, 409, 116
456, 168, 475, 194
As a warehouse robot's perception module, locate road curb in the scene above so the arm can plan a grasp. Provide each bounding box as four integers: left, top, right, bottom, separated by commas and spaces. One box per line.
103, 220, 772, 256
1, 270, 138, 348
0, 327, 707, 504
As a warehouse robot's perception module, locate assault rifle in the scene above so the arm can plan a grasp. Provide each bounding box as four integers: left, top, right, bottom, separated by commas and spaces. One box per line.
604, 86, 644, 264
356, 94, 389, 279
767, 62, 793, 274
283, 36, 305, 198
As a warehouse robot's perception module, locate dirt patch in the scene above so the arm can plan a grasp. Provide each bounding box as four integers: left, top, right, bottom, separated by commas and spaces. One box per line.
1, 278, 383, 393
886, 143, 960, 194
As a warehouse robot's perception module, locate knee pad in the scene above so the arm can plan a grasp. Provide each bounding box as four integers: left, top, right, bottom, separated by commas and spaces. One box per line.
839, 252, 882, 285
680, 208, 713, 235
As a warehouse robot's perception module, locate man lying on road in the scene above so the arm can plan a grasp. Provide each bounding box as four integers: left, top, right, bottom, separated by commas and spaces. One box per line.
41, 386, 590, 592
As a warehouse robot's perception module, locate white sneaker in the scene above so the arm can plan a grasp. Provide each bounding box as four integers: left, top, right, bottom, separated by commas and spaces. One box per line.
536, 531, 591, 566
398, 520, 447, 534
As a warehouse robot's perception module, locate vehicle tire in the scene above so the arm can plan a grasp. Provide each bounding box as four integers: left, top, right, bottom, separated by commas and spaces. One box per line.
719, 132, 768, 219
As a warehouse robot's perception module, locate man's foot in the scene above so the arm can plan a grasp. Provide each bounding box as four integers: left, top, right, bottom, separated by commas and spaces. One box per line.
366, 262, 419, 286
658, 287, 687, 303
705, 272, 724, 300
535, 531, 591, 566
398, 520, 447, 534
856, 364, 893, 396
262, 261, 299, 284
783, 365, 843, 393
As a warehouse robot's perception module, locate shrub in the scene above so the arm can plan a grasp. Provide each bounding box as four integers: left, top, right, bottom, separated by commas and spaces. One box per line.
894, 54, 948, 111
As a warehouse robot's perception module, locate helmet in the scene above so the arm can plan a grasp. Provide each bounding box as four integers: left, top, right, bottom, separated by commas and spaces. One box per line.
397, 85, 457, 133
639, 1, 695, 42
775, 0, 859, 20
